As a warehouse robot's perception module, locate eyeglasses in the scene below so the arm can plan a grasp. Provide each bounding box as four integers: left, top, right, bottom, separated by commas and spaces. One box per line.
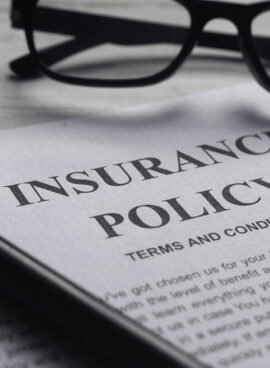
10, 0, 270, 91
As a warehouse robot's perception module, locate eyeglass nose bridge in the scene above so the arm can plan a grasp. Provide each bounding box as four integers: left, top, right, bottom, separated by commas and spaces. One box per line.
191, 0, 270, 92
196, 0, 250, 31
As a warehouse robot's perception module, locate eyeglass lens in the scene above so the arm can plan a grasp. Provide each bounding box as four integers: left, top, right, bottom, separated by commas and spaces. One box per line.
32, 0, 191, 80
252, 9, 270, 78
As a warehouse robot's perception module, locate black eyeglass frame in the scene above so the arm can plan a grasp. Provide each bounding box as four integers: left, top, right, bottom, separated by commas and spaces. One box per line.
10, 0, 270, 90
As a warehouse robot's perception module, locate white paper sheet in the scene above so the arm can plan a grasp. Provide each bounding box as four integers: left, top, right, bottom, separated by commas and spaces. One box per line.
0, 84, 270, 367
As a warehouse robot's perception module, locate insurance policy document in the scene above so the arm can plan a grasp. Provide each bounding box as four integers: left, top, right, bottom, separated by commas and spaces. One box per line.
0, 84, 270, 368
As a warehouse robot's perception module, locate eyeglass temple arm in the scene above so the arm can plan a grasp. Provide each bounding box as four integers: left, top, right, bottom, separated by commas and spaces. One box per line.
10, 7, 270, 78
